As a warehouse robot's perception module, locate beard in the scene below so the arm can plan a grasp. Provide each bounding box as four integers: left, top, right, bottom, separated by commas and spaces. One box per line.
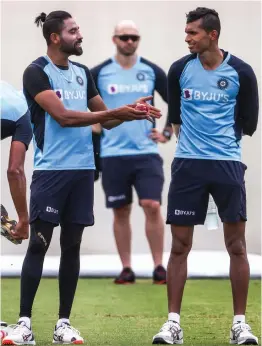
59, 39, 83, 56
117, 45, 137, 56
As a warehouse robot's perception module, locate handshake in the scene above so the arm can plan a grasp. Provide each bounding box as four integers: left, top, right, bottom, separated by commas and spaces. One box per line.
113, 96, 161, 123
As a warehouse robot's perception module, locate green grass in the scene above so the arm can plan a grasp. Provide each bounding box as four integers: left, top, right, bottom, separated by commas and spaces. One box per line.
1, 279, 261, 345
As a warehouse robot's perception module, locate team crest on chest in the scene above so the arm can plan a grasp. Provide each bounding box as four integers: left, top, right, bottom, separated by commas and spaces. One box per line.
136, 72, 145, 81
217, 78, 229, 90
76, 76, 84, 86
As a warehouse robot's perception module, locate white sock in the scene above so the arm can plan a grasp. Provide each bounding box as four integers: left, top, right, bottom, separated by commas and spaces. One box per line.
56, 318, 70, 328
18, 317, 31, 329
168, 312, 180, 324
233, 315, 245, 324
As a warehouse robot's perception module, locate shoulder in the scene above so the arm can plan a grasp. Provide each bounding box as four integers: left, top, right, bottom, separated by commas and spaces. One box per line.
0, 81, 28, 121
168, 54, 197, 76
227, 53, 255, 77
90, 58, 113, 76
140, 57, 166, 75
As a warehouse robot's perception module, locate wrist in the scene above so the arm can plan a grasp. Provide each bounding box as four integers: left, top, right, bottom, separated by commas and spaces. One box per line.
162, 129, 172, 141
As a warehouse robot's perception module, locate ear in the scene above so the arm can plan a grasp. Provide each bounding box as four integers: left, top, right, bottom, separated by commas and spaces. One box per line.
112, 35, 117, 45
210, 30, 219, 41
50, 33, 61, 45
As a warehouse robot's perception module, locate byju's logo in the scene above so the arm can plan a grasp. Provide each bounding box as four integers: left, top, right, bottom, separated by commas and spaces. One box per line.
183, 89, 193, 100
108, 195, 126, 202
54, 89, 86, 100
182, 88, 229, 103
107, 84, 149, 94
46, 206, 58, 214
108, 84, 118, 94
175, 209, 195, 216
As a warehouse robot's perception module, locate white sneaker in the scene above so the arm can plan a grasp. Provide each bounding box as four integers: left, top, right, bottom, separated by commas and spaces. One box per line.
152, 321, 183, 344
53, 322, 84, 344
2, 321, 36, 345
230, 322, 258, 345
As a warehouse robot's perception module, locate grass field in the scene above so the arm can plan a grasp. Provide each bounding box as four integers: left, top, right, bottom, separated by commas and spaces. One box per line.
1, 278, 261, 345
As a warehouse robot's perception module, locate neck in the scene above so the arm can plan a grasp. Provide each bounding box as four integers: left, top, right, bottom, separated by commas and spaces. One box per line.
198, 46, 224, 70
115, 53, 137, 69
47, 48, 69, 66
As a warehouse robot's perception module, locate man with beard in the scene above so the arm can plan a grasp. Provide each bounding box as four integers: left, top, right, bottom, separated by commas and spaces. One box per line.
2, 11, 161, 346
90, 20, 173, 285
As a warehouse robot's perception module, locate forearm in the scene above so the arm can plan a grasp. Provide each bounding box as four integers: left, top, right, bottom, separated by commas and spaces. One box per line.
172, 124, 181, 138
102, 119, 124, 130
61, 109, 117, 127
7, 169, 28, 222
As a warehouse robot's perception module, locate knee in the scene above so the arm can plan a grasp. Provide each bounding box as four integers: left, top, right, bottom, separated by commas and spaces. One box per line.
28, 232, 49, 255
171, 237, 192, 257
140, 200, 160, 216
226, 238, 247, 257
114, 205, 131, 221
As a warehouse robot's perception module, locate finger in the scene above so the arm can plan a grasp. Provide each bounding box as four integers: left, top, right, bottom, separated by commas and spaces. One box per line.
146, 116, 154, 123
148, 104, 161, 112
151, 128, 157, 133
139, 96, 153, 102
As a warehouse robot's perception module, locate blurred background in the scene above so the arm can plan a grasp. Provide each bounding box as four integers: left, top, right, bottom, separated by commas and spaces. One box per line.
1, 1, 261, 276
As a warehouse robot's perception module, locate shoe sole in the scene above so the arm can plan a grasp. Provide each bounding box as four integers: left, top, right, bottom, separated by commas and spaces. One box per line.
230, 338, 258, 345
152, 337, 183, 344
153, 280, 167, 285
2, 340, 36, 345
53, 341, 83, 344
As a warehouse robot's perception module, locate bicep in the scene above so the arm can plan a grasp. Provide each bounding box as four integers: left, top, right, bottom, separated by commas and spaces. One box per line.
34, 90, 67, 121
23, 65, 52, 98
88, 95, 107, 112
13, 110, 33, 149
238, 67, 259, 136
155, 67, 168, 102
167, 66, 182, 124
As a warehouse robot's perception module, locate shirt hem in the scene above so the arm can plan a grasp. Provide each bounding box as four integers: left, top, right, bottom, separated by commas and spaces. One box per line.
174, 154, 241, 161
101, 150, 159, 158
33, 166, 96, 170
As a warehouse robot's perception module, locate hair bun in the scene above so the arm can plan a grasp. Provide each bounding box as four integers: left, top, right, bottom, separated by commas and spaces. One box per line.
40, 12, 46, 22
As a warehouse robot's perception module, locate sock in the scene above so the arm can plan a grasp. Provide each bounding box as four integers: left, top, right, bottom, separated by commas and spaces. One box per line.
18, 317, 31, 329
56, 318, 70, 328
233, 315, 245, 324
168, 312, 180, 324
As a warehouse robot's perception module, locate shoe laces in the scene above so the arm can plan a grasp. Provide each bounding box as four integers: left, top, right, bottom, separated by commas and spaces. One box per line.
56, 324, 80, 337
160, 321, 180, 334
233, 323, 251, 338
8, 323, 30, 335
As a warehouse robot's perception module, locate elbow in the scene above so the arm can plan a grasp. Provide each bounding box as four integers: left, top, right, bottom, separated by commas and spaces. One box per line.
7, 166, 24, 180
102, 123, 113, 130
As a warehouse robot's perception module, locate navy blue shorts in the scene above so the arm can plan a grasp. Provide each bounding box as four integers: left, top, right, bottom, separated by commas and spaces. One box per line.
30, 170, 94, 226
167, 158, 247, 225
101, 154, 164, 208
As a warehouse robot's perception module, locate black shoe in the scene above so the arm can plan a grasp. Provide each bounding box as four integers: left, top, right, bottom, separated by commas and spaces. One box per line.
153, 265, 167, 284
114, 267, 136, 284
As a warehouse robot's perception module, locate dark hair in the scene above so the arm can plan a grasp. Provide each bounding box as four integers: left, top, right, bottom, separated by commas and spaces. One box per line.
34, 11, 72, 45
186, 7, 221, 37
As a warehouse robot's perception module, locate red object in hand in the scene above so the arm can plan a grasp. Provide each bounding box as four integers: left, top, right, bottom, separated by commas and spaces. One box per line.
135, 103, 149, 113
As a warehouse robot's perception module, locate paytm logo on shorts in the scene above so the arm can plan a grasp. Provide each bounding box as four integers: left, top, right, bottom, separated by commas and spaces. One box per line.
182, 88, 229, 103
54, 89, 86, 101
46, 206, 58, 214
175, 209, 195, 216
107, 84, 149, 94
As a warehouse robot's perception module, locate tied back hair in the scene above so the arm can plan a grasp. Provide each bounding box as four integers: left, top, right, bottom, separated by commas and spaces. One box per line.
34, 12, 47, 27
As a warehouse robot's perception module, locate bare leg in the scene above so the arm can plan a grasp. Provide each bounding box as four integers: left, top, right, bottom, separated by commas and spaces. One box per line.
167, 225, 194, 313
140, 199, 164, 267
224, 221, 250, 315
113, 204, 132, 268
